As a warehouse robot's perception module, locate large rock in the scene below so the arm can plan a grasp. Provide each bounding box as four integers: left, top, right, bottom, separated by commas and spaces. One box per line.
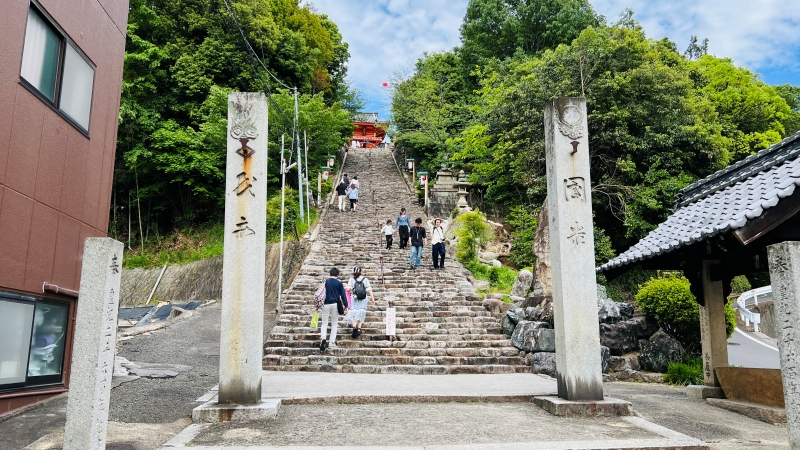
472, 279, 490, 291
597, 284, 608, 299
617, 302, 635, 319
632, 315, 660, 340
478, 251, 498, 263
597, 298, 621, 323
531, 200, 552, 296
482, 298, 510, 314
600, 346, 611, 373
524, 307, 542, 321
511, 321, 553, 352
511, 270, 534, 298
501, 307, 526, 337
522, 295, 554, 326
501, 315, 516, 337
608, 355, 640, 372
639, 330, 685, 373
531, 352, 557, 378
599, 320, 641, 356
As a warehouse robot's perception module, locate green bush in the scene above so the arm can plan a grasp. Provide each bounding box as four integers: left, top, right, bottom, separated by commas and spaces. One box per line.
452, 209, 492, 263
730, 275, 751, 294
663, 356, 703, 386
635, 274, 736, 353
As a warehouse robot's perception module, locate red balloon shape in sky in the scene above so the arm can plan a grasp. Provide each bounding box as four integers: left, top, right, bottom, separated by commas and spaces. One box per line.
381, 82, 389, 87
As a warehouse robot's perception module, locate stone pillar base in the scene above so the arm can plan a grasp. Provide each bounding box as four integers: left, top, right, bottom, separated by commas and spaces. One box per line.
533, 395, 633, 417
685, 385, 724, 399
192, 399, 281, 423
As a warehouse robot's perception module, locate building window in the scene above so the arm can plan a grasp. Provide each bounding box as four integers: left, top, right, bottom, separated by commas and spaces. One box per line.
19, 4, 95, 133
0, 292, 70, 391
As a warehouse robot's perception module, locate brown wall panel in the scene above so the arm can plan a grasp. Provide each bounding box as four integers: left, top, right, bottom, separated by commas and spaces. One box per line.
51, 214, 81, 291
34, 112, 70, 210
5, 87, 46, 198
0, 2, 27, 188
97, 0, 129, 36
75, 222, 102, 282
0, 188, 34, 290
38, 0, 85, 46
59, 129, 89, 220
23, 202, 59, 292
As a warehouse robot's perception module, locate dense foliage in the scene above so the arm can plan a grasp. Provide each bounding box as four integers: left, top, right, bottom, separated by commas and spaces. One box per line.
635, 275, 735, 353
663, 356, 704, 386
114, 0, 357, 243
452, 210, 493, 263
392, 0, 799, 261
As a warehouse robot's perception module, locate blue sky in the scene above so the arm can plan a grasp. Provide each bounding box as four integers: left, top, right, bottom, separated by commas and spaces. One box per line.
309, 0, 800, 120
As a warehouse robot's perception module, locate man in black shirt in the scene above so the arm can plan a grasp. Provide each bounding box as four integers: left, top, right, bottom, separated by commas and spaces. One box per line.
335, 181, 347, 212
408, 218, 427, 269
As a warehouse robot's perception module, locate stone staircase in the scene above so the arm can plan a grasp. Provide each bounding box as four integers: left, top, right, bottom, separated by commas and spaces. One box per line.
263, 148, 527, 374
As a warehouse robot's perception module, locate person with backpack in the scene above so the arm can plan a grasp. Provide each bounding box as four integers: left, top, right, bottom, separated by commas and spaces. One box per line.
318, 267, 348, 351
347, 183, 359, 212
394, 208, 411, 249
345, 266, 375, 338
408, 217, 426, 269
335, 181, 347, 212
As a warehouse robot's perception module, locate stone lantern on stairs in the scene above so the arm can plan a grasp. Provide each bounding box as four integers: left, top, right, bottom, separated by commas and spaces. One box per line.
454, 170, 472, 211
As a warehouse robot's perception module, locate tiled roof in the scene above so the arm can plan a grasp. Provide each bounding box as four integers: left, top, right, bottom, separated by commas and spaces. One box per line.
353, 112, 380, 123
598, 131, 800, 273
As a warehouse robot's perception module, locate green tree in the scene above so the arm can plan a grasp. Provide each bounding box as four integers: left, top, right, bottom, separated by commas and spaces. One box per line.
453, 210, 493, 263
460, 0, 603, 69
775, 84, 800, 135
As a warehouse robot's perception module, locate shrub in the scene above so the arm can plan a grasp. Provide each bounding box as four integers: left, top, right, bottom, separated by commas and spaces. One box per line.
452, 209, 492, 263
635, 274, 736, 353
663, 356, 703, 386
730, 275, 751, 294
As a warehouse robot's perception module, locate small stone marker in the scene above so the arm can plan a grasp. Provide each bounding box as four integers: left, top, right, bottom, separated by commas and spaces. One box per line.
63, 238, 123, 450
386, 307, 396, 337
219, 92, 269, 405
544, 97, 603, 401
767, 241, 800, 448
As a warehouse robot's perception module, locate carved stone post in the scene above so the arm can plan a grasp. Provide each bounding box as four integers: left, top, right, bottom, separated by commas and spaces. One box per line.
544, 97, 603, 401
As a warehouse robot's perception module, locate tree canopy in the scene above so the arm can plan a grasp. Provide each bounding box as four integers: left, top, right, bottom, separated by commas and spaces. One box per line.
115, 0, 356, 238
392, 1, 799, 262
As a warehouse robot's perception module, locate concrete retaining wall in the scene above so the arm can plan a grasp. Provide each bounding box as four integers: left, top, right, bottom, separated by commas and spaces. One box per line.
753, 302, 776, 339
120, 241, 310, 307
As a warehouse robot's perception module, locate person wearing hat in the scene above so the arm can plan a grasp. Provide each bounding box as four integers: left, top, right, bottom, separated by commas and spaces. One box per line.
431, 218, 446, 269
344, 266, 375, 338
408, 217, 427, 269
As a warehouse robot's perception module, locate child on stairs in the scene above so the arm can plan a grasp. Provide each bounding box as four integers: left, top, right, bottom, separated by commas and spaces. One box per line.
381, 219, 394, 249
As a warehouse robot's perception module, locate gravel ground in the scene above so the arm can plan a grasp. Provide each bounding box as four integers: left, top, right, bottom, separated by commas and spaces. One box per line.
109, 304, 224, 423
190, 402, 656, 447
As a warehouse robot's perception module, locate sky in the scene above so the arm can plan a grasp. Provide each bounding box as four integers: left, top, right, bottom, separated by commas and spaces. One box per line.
309, 0, 800, 120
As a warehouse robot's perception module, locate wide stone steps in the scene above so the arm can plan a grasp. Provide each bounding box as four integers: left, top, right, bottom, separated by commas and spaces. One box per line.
263, 148, 526, 374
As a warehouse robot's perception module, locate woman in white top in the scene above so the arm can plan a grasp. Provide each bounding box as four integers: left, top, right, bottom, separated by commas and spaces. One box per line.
344, 266, 375, 338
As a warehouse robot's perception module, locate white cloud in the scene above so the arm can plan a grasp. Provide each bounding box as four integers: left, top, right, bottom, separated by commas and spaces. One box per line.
591, 0, 800, 78
309, 0, 800, 118
309, 0, 468, 117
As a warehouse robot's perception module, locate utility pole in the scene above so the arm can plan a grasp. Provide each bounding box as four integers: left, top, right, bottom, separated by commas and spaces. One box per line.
294, 88, 305, 222
278, 135, 286, 307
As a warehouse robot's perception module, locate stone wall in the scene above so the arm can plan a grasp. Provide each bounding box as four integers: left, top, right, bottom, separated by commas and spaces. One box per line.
753, 302, 776, 338
120, 241, 310, 306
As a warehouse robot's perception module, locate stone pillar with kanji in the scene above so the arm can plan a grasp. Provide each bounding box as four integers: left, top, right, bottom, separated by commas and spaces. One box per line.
544, 97, 604, 401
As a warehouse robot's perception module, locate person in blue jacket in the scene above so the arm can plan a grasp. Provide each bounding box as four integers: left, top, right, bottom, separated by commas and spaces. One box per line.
394, 208, 411, 249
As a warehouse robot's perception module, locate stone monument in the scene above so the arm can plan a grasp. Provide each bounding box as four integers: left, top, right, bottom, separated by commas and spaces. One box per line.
768, 242, 800, 448
194, 92, 280, 421
63, 238, 123, 450
544, 97, 604, 401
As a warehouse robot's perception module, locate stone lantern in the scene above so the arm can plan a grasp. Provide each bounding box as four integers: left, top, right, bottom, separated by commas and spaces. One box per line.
454, 170, 472, 210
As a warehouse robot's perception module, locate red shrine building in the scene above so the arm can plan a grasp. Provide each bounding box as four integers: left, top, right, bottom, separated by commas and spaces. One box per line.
0, 0, 129, 415
351, 112, 388, 148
